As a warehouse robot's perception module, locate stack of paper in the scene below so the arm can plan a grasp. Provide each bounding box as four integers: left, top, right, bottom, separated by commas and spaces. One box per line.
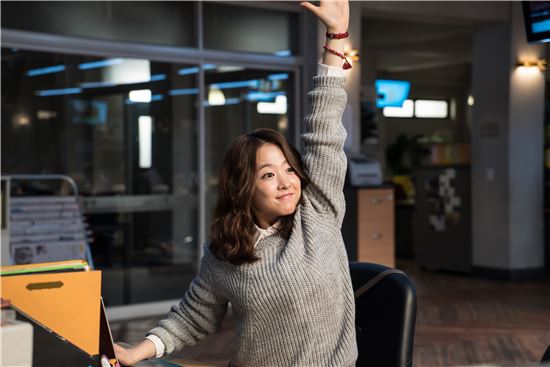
9, 196, 93, 265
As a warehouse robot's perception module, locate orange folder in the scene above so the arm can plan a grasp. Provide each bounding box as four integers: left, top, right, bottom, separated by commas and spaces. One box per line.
1, 270, 101, 355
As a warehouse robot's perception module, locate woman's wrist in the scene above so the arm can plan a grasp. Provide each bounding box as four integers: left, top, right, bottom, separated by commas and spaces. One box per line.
322, 36, 346, 68
327, 28, 347, 35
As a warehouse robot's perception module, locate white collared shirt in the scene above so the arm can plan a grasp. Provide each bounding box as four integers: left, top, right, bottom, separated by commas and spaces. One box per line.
253, 220, 281, 247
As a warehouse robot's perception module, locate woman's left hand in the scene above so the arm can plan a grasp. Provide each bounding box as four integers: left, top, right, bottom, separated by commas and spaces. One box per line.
300, 0, 349, 34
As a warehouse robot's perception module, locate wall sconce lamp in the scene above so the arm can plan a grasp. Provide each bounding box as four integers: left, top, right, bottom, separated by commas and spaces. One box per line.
516, 59, 547, 71
344, 49, 360, 62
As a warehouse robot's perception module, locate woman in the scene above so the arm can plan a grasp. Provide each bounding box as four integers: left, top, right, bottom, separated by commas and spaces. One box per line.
115, 1, 357, 365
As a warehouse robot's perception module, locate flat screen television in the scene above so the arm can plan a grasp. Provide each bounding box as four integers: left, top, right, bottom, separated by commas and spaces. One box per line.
375, 80, 410, 108
523, 1, 550, 43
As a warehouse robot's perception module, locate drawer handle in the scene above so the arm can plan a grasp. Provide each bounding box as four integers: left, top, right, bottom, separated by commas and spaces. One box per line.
371, 233, 383, 240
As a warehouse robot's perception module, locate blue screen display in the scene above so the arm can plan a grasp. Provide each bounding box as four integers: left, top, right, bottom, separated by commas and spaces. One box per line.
70, 99, 108, 125
375, 80, 411, 108
533, 18, 550, 33
523, 1, 550, 43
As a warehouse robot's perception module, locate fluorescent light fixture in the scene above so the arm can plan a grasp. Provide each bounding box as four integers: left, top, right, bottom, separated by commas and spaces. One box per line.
257, 95, 287, 114
78, 58, 123, 70
203, 97, 240, 107
35, 88, 82, 97
36, 110, 57, 120
178, 64, 217, 75
375, 79, 411, 108
26, 64, 66, 77
103, 58, 150, 85
178, 66, 200, 75
246, 91, 285, 102
267, 73, 289, 81
208, 87, 226, 106
415, 100, 448, 118
382, 99, 414, 118
210, 80, 259, 90
149, 74, 167, 82
80, 81, 117, 89
217, 65, 245, 73
126, 94, 163, 105
80, 74, 165, 90
129, 89, 152, 103
274, 50, 291, 57
138, 116, 153, 169
168, 88, 199, 96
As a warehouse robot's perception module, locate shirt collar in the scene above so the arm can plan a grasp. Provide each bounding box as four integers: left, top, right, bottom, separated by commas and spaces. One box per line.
253, 220, 281, 247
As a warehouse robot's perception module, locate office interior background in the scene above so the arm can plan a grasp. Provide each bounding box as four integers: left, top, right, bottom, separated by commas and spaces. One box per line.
1, 1, 550, 366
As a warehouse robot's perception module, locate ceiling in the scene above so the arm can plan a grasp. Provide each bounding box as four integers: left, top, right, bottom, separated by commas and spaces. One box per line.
360, 2, 511, 88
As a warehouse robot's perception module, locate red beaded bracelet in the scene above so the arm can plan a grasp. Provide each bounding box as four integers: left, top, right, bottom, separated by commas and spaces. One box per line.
326, 31, 349, 39
323, 45, 352, 70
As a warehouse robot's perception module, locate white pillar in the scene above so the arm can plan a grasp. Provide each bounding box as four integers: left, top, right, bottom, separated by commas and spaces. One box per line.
471, 3, 545, 279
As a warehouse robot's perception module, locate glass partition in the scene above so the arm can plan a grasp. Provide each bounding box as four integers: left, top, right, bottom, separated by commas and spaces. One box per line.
1, 47, 199, 305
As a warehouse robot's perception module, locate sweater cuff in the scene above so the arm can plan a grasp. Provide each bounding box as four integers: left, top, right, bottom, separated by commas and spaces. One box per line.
318, 63, 345, 78
312, 75, 346, 88
146, 334, 165, 358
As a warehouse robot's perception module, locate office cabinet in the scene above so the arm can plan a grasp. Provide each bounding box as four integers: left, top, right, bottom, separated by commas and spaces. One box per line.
343, 187, 395, 268
413, 165, 471, 273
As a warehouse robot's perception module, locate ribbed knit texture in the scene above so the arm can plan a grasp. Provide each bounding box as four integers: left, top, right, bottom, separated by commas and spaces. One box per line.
147, 75, 358, 366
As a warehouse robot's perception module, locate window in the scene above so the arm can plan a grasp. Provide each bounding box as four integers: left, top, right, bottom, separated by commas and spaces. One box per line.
2, 47, 199, 305
414, 100, 449, 119
382, 99, 449, 119
382, 99, 414, 118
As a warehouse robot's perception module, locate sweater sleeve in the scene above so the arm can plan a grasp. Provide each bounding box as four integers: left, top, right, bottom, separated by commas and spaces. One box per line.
301, 75, 348, 228
146, 248, 228, 356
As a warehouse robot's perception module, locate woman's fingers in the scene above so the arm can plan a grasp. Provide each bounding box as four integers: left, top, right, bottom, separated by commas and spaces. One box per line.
113, 344, 133, 366
300, 0, 349, 33
300, 1, 320, 17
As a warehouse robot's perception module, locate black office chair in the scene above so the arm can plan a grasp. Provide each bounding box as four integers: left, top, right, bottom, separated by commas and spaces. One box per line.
542, 344, 550, 364
349, 262, 417, 367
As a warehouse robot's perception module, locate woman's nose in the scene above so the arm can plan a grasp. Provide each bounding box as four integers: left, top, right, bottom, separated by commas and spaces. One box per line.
278, 175, 290, 189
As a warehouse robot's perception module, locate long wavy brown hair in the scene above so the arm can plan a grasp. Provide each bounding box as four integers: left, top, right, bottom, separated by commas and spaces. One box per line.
209, 128, 310, 265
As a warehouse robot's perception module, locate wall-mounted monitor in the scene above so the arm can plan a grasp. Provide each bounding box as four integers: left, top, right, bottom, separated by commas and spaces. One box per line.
69, 99, 107, 125
523, 1, 550, 43
375, 80, 411, 108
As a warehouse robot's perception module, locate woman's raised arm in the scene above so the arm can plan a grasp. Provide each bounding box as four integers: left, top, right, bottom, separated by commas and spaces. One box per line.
299, 0, 350, 227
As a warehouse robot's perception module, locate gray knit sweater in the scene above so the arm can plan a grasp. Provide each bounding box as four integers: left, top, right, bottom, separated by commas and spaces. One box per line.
148, 76, 358, 367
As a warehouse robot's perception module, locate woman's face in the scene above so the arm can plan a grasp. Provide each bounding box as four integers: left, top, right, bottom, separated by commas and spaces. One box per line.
252, 143, 301, 229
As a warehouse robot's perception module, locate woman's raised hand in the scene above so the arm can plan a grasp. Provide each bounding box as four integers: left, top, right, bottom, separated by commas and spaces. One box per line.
300, 0, 349, 33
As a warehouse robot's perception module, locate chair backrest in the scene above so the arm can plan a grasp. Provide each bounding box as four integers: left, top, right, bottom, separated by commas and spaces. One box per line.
349, 261, 417, 367
542, 344, 550, 364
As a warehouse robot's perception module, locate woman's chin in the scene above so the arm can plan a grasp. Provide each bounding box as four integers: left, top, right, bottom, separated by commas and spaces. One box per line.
278, 205, 298, 216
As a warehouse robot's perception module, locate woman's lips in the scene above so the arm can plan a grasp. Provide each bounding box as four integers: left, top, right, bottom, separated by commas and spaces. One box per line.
277, 193, 294, 200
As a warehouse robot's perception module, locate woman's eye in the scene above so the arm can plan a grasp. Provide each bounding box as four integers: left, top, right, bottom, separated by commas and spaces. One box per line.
287, 167, 295, 173
262, 172, 274, 179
